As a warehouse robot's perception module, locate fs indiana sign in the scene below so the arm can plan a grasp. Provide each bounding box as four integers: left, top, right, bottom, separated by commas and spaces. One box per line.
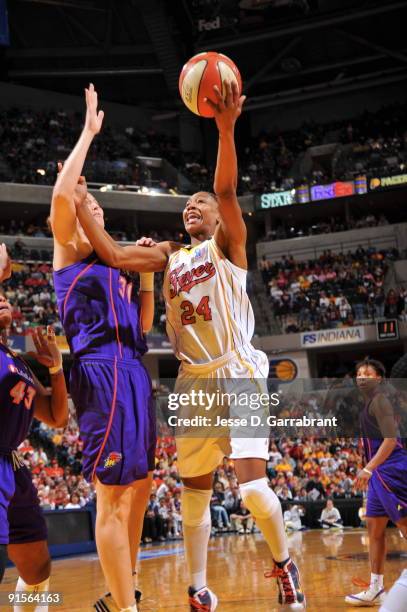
301, 326, 366, 348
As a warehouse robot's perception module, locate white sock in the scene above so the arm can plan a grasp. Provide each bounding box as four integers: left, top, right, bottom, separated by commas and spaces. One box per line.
380, 570, 407, 612
14, 576, 50, 612
371, 573, 384, 589
240, 478, 289, 563
181, 487, 212, 591
119, 606, 137, 612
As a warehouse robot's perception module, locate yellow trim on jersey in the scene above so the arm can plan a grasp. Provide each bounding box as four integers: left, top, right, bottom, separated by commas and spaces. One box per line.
179, 243, 203, 255
208, 240, 255, 380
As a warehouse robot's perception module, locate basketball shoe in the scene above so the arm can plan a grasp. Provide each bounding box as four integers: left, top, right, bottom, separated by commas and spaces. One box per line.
188, 586, 218, 611
267, 559, 306, 609
345, 585, 386, 606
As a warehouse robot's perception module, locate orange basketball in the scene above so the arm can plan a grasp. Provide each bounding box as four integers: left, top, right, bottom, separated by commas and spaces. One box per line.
179, 51, 242, 118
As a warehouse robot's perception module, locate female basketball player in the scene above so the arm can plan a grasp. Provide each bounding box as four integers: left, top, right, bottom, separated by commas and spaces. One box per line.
74, 81, 305, 610
345, 358, 407, 607
51, 85, 156, 612
0, 245, 69, 612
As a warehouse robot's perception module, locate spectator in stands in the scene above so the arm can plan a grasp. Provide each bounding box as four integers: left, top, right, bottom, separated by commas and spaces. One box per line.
319, 499, 343, 529
306, 474, 326, 500
210, 482, 231, 531
283, 504, 304, 531
230, 501, 254, 534
64, 493, 81, 509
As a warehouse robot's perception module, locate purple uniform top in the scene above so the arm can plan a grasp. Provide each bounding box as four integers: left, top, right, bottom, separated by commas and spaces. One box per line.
0, 344, 48, 547
361, 391, 407, 521
53, 254, 147, 360
0, 343, 36, 453
360, 393, 406, 461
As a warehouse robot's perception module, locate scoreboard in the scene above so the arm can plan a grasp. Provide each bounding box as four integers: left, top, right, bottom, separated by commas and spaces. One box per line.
376, 319, 399, 341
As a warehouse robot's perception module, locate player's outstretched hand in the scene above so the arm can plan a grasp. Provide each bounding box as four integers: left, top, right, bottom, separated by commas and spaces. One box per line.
0, 243, 12, 282
28, 326, 63, 372
205, 80, 246, 133
136, 237, 157, 248
84, 83, 104, 136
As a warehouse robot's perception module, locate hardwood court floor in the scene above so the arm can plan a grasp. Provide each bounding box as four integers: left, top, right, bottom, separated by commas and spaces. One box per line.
1, 529, 406, 611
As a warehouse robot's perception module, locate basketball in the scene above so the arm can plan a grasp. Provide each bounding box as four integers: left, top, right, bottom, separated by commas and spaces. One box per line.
179, 51, 242, 118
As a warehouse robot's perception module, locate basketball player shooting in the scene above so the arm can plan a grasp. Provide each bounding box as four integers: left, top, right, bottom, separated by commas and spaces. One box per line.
75, 80, 305, 610
0, 244, 69, 612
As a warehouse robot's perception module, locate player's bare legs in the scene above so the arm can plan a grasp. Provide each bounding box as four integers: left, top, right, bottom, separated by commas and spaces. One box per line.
181, 473, 217, 610
128, 472, 153, 594
396, 516, 407, 539
7, 541, 51, 612
95, 478, 150, 610
367, 517, 388, 575
234, 458, 290, 563
234, 457, 304, 608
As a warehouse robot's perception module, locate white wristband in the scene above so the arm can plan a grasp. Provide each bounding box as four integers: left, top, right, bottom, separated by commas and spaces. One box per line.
140, 272, 154, 292
363, 467, 373, 476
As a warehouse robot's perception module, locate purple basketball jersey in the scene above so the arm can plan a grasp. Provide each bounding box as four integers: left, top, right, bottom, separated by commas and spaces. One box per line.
0, 344, 47, 546
0, 343, 36, 452
53, 254, 147, 359
360, 394, 406, 461
361, 392, 407, 522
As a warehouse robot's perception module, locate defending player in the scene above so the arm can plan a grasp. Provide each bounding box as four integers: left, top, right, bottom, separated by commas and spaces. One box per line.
75, 81, 305, 610
345, 358, 407, 607
50, 85, 156, 612
0, 245, 68, 612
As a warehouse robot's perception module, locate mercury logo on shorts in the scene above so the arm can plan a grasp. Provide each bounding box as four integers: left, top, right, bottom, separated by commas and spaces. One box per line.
104, 452, 122, 468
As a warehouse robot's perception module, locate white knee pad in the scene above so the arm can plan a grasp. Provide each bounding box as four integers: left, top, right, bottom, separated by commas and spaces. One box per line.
181, 488, 212, 527
239, 478, 280, 520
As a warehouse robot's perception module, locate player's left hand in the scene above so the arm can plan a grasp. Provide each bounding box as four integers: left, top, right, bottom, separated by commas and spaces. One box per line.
28, 326, 63, 371
136, 237, 157, 248
0, 243, 12, 282
354, 468, 371, 491
205, 80, 246, 132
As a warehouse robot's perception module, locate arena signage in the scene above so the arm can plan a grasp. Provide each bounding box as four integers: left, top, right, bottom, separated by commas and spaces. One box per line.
257, 176, 367, 210
370, 174, 407, 190
300, 326, 365, 348
197, 16, 221, 31
259, 191, 295, 209
310, 181, 355, 201
376, 319, 399, 341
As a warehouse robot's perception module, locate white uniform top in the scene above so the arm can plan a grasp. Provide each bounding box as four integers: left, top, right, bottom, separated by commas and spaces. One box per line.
163, 238, 257, 365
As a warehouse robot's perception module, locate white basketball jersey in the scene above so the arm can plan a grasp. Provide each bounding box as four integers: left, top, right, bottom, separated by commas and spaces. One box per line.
163, 238, 257, 365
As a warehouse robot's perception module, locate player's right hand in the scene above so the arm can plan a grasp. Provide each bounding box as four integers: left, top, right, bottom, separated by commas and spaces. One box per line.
136, 237, 157, 248
84, 83, 104, 135
0, 243, 12, 282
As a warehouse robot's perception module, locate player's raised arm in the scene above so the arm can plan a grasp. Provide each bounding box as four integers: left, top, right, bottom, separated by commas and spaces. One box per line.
76, 200, 175, 272
207, 80, 247, 268
51, 83, 104, 245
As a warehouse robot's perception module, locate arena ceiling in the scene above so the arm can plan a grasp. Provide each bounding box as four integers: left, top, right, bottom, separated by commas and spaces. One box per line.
1, 0, 407, 112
